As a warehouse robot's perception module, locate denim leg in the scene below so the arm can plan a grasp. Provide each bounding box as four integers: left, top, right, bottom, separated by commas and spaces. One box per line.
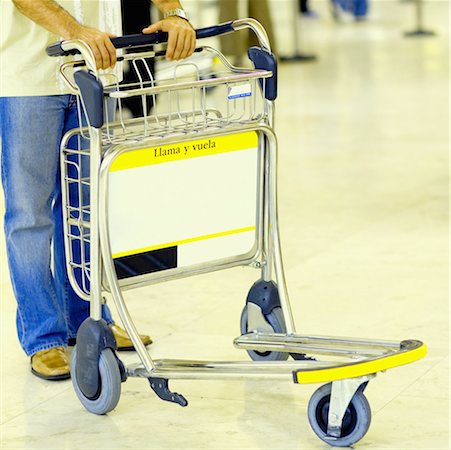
52, 96, 114, 337
0, 96, 70, 356
353, 0, 368, 18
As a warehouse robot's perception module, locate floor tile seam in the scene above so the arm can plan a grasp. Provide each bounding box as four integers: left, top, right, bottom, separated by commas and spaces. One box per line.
132, 320, 231, 344
123, 391, 309, 405
0, 384, 73, 427
111, 289, 228, 319
372, 355, 450, 415
283, 181, 449, 270
407, 353, 450, 379
76, 292, 233, 346
398, 393, 450, 401
419, 348, 451, 359
145, 304, 246, 337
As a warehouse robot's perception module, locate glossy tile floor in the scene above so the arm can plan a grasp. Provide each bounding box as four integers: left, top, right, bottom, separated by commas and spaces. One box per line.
0, 1, 449, 449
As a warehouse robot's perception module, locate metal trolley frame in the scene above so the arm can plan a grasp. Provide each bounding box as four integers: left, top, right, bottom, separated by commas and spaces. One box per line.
47, 19, 426, 447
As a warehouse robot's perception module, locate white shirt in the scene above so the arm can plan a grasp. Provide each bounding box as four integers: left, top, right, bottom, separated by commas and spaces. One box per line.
0, 0, 122, 96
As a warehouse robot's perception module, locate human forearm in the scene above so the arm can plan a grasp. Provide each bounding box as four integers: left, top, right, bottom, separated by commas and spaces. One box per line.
151, 0, 185, 14
12, 0, 82, 39
12, 0, 116, 69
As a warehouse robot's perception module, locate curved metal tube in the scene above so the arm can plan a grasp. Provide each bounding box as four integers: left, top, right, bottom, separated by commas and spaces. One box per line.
61, 39, 98, 74
57, 40, 98, 93
232, 18, 271, 54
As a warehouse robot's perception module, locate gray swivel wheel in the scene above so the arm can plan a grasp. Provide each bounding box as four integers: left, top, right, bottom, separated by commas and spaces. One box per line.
308, 383, 372, 447
240, 305, 289, 361
71, 346, 122, 415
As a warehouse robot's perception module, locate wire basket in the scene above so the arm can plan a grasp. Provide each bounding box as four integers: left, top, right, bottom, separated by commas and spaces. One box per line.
63, 47, 272, 144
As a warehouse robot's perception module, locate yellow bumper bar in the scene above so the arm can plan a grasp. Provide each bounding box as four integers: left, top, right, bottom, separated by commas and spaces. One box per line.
293, 340, 427, 384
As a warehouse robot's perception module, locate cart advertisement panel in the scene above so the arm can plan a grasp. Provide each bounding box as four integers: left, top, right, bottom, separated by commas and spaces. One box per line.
108, 131, 259, 278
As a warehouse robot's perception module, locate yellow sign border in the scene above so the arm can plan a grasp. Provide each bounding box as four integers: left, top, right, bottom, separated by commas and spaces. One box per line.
112, 226, 256, 259
110, 131, 259, 172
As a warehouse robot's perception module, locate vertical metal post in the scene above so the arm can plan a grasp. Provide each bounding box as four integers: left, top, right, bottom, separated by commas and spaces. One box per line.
262, 101, 275, 282
266, 129, 296, 334
292, 0, 300, 54
404, 0, 435, 37
261, 141, 272, 282
279, 0, 317, 62
89, 129, 103, 321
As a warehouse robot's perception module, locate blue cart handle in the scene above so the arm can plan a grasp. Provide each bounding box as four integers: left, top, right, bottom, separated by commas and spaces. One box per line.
46, 21, 235, 57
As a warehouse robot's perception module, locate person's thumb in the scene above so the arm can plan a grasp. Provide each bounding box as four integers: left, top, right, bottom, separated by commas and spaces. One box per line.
142, 22, 162, 34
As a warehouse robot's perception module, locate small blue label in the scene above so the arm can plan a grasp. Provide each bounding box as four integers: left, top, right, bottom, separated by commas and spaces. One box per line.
228, 92, 252, 100
228, 84, 252, 100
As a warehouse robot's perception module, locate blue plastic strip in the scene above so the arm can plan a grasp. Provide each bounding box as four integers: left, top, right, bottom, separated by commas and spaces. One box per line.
247, 47, 278, 101
74, 71, 104, 129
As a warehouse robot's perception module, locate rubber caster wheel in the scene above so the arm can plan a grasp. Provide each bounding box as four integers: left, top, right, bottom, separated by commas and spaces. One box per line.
240, 305, 289, 361
71, 346, 121, 415
308, 383, 372, 447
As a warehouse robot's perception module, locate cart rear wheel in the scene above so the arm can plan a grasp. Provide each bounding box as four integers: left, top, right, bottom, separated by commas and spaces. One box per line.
71, 347, 121, 415
307, 383, 372, 447
240, 306, 289, 361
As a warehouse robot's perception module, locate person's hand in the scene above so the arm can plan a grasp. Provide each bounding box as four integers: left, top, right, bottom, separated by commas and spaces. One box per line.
142, 16, 196, 61
69, 25, 116, 70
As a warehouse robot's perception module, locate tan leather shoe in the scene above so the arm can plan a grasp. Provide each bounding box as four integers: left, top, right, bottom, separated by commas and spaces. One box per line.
31, 347, 70, 381
111, 324, 152, 351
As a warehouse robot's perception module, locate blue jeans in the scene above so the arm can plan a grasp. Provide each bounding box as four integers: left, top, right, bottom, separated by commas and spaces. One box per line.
0, 95, 114, 357
334, 0, 368, 17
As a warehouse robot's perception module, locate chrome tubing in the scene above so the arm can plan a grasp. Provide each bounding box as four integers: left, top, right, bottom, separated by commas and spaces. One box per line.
266, 127, 296, 333
127, 358, 333, 380
234, 332, 402, 358
58, 40, 98, 92
232, 18, 271, 54
89, 129, 103, 320
108, 69, 272, 99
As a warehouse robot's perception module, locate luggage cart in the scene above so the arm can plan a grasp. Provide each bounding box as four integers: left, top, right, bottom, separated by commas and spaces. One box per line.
47, 19, 426, 447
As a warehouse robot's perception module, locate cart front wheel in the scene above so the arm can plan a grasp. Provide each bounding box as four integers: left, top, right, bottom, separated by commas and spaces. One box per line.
71, 347, 121, 415
240, 306, 289, 361
307, 383, 372, 447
